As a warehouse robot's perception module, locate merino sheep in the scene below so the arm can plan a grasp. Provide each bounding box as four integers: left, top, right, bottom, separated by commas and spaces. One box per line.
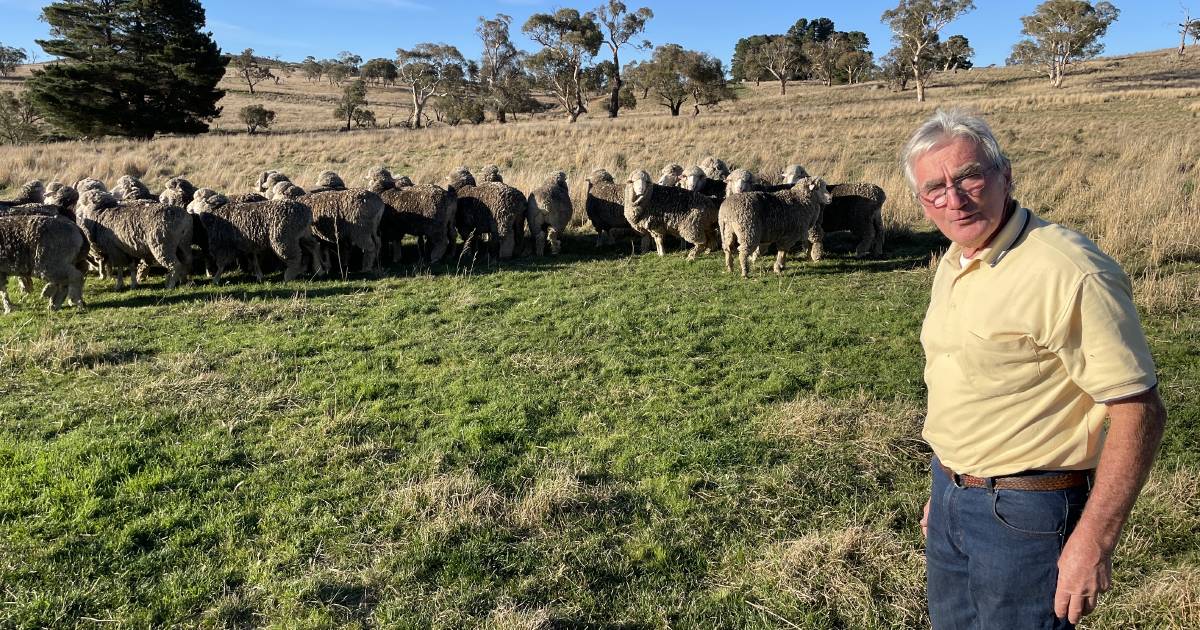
585, 169, 639, 247
624, 170, 719, 259
822, 183, 887, 257
779, 164, 810, 185
727, 168, 800, 195
75, 190, 192, 290
699, 156, 730, 182
256, 170, 291, 193
45, 183, 80, 217
480, 165, 503, 183
309, 170, 347, 193
363, 167, 395, 194
269, 181, 306, 200
187, 188, 323, 283
0, 215, 87, 313
444, 168, 527, 260
526, 171, 572, 256
229, 192, 268, 204
681, 166, 728, 204
0, 180, 45, 211
73, 178, 107, 194
300, 188, 385, 273
372, 170, 456, 264
657, 164, 684, 187
158, 177, 197, 208
110, 175, 155, 201
718, 177, 832, 277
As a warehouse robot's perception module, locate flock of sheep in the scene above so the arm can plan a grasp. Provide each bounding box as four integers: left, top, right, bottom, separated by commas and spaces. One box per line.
0, 156, 886, 313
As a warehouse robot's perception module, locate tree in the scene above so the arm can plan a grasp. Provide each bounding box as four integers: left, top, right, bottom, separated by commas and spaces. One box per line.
477, 14, 533, 123
881, 0, 975, 101
324, 60, 350, 86
938, 34, 974, 71
238, 104, 275, 134
361, 58, 398, 86
27, 0, 227, 139
301, 56, 323, 82
787, 17, 837, 44
337, 51, 362, 71
333, 79, 367, 131
395, 43, 467, 129
1008, 0, 1119, 88
639, 44, 732, 117
593, 1, 652, 118
803, 33, 849, 86
351, 108, 375, 128
1182, 8, 1200, 55
757, 36, 803, 95
731, 35, 772, 84
0, 91, 44, 144
523, 9, 603, 122
0, 44, 27, 77
234, 48, 273, 95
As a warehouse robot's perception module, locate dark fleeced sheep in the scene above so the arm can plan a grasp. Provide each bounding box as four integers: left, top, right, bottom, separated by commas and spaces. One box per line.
823, 183, 887, 257
0, 215, 87, 313
445, 168, 526, 260
584, 169, 637, 247
624, 170, 719, 259
718, 177, 832, 277
75, 190, 193, 290
374, 169, 456, 264
187, 189, 323, 283
300, 189, 385, 273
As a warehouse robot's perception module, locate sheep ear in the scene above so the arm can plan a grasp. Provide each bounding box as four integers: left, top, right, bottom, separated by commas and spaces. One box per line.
807, 181, 817, 191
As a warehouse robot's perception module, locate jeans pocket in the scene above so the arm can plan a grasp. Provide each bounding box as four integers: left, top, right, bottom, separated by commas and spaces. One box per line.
991, 489, 1067, 537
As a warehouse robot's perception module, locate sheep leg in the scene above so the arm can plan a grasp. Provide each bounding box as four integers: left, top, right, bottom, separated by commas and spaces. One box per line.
251, 253, 264, 283
427, 232, 448, 264
722, 229, 737, 273
774, 250, 788, 274
651, 233, 666, 257
686, 242, 703, 261
67, 270, 86, 310
17, 276, 32, 294
1, 275, 11, 314
498, 230, 516, 260
534, 229, 547, 257
548, 227, 562, 255
872, 214, 885, 257
808, 225, 825, 261
739, 245, 752, 279
47, 283, 67, 311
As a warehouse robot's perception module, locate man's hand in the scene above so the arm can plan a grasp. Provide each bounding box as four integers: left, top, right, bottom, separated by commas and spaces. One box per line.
921, 498, 930, 539
1054, 532, 1113, 623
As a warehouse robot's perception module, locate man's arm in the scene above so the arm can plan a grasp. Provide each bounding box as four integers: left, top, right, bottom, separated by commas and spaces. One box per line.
1054, 387, 1167, 624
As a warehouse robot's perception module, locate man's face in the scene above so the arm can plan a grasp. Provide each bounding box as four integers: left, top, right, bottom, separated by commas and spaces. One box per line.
912, 136, 1012, 254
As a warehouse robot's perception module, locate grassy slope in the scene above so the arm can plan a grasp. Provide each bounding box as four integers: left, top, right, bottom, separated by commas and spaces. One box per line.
2, 52, 1199, 628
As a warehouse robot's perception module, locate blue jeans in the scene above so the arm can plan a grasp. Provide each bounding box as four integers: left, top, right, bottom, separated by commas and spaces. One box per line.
926, 458, 1091, 629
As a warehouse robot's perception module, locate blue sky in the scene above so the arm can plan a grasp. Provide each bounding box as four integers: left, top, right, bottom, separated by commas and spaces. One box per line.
0, 0, 1192, 68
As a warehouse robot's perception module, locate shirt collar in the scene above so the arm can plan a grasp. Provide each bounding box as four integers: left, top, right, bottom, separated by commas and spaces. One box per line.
946, 200, 1029, 269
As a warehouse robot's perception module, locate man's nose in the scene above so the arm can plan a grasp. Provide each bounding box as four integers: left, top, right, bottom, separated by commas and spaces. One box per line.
942, 183, 968, 209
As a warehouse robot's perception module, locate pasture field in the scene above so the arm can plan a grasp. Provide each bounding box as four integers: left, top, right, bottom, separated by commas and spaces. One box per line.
2, 50, 1199, 627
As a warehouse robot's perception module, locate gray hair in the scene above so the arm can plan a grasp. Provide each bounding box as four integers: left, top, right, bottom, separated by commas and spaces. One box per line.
901, 108, 1011, 192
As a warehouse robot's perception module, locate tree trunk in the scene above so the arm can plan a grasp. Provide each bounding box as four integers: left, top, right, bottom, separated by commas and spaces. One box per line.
608, 48, 620, 119
568, 109, 580, 123
915, 78, 925, 102
1181, 23, 1189, 55
779, 79, 787, 96
412, 91, 424, 129
669, 103, 681, 116
497, 109, 507, 124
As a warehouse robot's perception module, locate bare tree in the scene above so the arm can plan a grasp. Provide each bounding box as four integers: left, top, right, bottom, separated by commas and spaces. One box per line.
881, 0, 975, 102
757, 37, 803, 95
593, 1, 653, 118
1180, 6, 1200, 55
395, 43, 467, 129
523, 9, 603, 122
233, 48, 273, 95
1008, 0, 1119, 88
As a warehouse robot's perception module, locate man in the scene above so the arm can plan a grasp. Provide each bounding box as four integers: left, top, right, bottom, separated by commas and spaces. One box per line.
905, 108, 1166, 629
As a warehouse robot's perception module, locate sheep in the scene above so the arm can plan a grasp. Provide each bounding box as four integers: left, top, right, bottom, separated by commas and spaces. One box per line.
229, 192, 268, 204
526, 171, 572, 256
73, 178, 107, 194
75, 189, 192, 290
779, 164, 810, 184
718, 177, 832, 278
372, 169, 456, 264
44, 182, 80, 217
158, 177, 197, 208
480, 165, 503, 183
699, 156, 730, 182
681, 166, 728, 204
299, 188, 385, 274
309, 170, 346, 193
187, 188, 323, 283
363, 167, 394, 194
656, 164, 684, 187
0, 215, 88, 313
269, 181, 306, 200
110, 175, 155, 201
822, 183, 887, 257
0, 180, 45, 211
444, 168, 527, 260
584, 169, 639, 247
256, 170, 291, 193
623, 169, 719, 259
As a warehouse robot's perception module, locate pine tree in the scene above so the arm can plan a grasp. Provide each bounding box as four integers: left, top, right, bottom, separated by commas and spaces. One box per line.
27, 0, 227, 139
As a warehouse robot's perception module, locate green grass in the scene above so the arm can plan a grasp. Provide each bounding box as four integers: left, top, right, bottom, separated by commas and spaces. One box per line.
1, 232, 1197, 628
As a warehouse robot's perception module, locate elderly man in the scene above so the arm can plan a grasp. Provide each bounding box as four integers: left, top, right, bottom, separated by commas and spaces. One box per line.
905, 109, 1166, 629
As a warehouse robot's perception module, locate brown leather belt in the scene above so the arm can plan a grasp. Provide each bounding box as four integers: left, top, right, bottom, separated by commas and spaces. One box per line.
940, 463, 1092, 491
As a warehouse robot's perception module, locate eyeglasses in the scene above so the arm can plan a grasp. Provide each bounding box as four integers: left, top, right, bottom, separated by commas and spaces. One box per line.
919, 166, 997, 208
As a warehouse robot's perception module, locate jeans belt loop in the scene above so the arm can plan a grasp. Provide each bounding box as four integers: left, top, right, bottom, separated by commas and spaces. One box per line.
984, 476, 996, 493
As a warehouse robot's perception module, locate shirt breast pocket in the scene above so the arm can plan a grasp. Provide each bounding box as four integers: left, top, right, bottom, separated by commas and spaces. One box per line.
955, 330, 1043, 396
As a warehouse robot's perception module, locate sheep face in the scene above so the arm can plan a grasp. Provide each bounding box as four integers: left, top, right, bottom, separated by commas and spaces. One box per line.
480, 165, 503, 183
270, 181, 304, 200
77, 189, 118, 214
626, 170, 653, 204
681, 166, 707, 192
726, 169, 756, 195
699, 156, 729, 181
45, 183, 79, 210
395, 176, 414, 188
187, 188, 227, 214
780, 165, 810, 185
74, 178, 107, 193
657, 164, 683, 187
802, 177, 833, 206
445, 168, 475, 191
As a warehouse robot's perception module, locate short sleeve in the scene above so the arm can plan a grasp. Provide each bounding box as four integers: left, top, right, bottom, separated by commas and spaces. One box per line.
1047, 271, 1158, 403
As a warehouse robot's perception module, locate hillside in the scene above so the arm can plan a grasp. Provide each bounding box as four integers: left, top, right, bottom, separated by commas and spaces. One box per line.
1, 50, 1198, 628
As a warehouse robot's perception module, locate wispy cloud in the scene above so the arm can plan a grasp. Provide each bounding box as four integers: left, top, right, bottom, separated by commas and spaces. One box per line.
205, 19, 307, 52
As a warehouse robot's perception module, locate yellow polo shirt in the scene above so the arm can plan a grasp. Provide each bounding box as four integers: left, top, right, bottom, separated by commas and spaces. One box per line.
921, 204, 1158, 477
